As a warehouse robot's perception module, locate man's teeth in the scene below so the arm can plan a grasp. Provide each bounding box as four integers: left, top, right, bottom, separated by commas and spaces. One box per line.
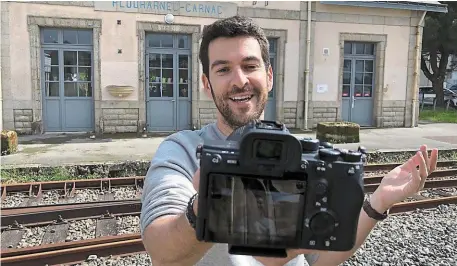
230, 95, 253, 102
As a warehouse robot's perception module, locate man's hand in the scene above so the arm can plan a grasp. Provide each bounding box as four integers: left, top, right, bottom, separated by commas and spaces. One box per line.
371, 144, 439, 212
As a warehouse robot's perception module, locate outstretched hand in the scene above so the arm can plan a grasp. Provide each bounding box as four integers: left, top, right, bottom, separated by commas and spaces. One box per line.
372, 144, 439, 211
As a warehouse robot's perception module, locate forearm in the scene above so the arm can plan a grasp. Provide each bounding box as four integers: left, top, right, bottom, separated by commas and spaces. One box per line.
142, 212, 213, 266
312, 192, 387, 266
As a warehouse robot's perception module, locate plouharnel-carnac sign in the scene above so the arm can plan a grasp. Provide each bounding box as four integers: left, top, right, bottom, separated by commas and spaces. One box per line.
94, 1, 238, 18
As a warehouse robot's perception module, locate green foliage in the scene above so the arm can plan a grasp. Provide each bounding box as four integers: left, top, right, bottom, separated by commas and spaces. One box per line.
422, 3, 457, 55
419, 108, 457, 123
421, 3, 457, 106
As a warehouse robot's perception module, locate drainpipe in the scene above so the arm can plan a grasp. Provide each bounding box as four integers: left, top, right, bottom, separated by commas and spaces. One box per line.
410, 11, 427, 127
304, 1, 311, 129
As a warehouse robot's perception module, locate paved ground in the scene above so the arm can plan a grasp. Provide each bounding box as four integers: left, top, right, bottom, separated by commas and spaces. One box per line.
2, 122, 457, 167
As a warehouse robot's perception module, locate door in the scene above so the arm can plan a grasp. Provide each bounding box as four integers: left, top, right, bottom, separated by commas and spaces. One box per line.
265, 38, 277, 121
146, 52, 176, 131
41, 28, 94, 132
341, 42, 375, 127
145, 34, 192, 131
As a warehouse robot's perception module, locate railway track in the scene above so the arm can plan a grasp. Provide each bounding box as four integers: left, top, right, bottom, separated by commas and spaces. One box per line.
363, 160, 457, 172
2, 194, 457, 266
1, 161, 456, 266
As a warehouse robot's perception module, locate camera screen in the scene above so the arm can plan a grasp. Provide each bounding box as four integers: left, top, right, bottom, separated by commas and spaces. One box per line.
206, 174, 306, 247
254, 139, 283, 161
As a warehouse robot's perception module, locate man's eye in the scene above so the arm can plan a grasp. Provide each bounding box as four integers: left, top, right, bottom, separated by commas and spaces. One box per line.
245, 65, 259, 70
217, 67, 229, 73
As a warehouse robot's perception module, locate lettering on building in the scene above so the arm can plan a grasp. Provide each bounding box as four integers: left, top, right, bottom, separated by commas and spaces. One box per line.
94, 1, 238, 18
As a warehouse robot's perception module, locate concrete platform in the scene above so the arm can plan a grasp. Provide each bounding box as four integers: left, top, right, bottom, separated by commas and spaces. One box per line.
1, 122, 457, 168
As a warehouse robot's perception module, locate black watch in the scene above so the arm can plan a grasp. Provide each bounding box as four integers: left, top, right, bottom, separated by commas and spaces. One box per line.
186, 193, 198, 229
363, 195, 389, 221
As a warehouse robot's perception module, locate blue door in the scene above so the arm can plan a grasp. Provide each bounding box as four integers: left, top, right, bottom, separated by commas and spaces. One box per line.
41, 28, 94, 132
341, 42, 375, 127
145, 34, 192, 131
265, 38, 277, 121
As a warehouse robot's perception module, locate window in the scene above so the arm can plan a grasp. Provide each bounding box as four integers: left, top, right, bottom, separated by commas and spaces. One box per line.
41, 28, 93, 45
146, 34, 190, 49
344, 42, 375, 56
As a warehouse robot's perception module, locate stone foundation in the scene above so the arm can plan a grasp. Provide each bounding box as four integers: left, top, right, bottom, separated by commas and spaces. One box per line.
378, 100, 406, 128
198, 101, 218, 127
13, 109, 33, 134
101, 108, 139, 133
283, 101, 297, 128
309, 101, 339, 128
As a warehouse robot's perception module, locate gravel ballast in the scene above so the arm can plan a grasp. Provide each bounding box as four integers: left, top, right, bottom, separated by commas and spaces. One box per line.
0, 187, 140, 208
342, 204, 457, 266
7, 215, 140, 249
72, 253, 152, 266
66, 205, 457, 266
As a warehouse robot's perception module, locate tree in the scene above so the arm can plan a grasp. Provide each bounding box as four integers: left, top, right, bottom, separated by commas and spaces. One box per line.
421, 2, 457, 106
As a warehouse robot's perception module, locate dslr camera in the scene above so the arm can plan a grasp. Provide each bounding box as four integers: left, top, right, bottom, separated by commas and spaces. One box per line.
195, 120, 366, 258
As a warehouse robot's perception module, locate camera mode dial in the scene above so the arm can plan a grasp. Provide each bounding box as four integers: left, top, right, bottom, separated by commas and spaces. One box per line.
308, 210, 337, 236
320, 141, 334, 149
340, 149, 362, 162
318, 148, 341, 162
300, 138, 320, 153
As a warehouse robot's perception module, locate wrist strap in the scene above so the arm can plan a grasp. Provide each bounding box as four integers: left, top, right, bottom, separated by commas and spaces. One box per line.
186, 193, 198, 229
363, 195, 389, 221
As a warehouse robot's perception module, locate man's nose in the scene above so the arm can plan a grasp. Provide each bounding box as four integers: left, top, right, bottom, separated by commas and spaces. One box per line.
231, 67, 249, 89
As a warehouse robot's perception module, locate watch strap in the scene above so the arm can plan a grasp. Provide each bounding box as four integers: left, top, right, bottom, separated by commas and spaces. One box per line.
363, 195, 389, 221
186, 193, 198, 229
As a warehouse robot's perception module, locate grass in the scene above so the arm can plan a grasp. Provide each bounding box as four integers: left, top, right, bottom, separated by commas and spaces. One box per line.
419, 108, 457, 123
1, 167, 103, 184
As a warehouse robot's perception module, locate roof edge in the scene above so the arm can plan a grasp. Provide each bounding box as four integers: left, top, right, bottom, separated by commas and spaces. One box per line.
319, 1, 448, 13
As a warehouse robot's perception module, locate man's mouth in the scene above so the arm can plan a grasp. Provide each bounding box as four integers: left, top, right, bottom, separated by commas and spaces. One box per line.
229, 95, 254, 102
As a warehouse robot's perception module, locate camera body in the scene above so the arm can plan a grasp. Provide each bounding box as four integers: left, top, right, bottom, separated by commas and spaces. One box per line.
195, 120, 366, 257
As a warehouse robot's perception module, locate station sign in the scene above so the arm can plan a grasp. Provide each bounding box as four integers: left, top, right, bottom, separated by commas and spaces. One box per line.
94, 1, 238, 18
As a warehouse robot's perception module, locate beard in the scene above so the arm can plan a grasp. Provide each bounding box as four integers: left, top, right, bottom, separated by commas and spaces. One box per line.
212, 83, 268, 130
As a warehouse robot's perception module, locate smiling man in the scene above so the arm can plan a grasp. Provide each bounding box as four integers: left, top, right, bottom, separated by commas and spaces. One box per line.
140, 16, 438, 266
200, 26, 271, 135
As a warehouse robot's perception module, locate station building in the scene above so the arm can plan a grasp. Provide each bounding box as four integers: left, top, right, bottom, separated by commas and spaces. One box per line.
0, 1, 448, 134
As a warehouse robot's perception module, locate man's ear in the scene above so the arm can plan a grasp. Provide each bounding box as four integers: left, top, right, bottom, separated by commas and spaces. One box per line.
267, 65, 273, 93
202, 73, 213, 99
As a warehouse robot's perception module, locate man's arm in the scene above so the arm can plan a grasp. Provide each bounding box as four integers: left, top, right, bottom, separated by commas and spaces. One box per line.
140, 136, 212, 265
142, 188, 213, 265
310, 190, 387, 266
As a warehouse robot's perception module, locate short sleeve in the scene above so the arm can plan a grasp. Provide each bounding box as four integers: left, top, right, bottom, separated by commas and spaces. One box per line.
140, 133, 200, 236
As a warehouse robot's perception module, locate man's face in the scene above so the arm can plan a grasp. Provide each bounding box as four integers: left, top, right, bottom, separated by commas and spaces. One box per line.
202, 36, 273, 129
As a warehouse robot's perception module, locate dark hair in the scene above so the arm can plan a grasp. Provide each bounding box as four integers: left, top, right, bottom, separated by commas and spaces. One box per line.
199, 16, 270, 78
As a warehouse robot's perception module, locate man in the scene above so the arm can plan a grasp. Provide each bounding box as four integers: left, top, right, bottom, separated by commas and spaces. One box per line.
140, 16, 439, 266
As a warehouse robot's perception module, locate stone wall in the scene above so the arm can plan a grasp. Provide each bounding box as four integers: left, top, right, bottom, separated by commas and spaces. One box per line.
1, 2, 13, 131
283, 101, 297, 128
379, 100, 406, 128
13, 109, 33, 134
308, 101, 338, 128
101, 108, 139, 133
198, 101, 217, 127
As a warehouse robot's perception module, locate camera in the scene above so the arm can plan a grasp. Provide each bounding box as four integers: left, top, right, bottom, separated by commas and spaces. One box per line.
195, 120, 366, 258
